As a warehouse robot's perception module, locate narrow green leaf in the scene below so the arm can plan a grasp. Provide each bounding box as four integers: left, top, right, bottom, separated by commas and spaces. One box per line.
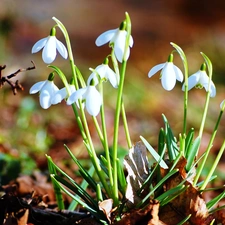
158, 128, 165, 156
207, 189, 225, 210
64, 145, 98, 191
68, 165, 95, 211
50, 175, 105, 220
137, 169, 178, 207
117, 158, 127, 195
185, 136, 200, 171
140, 136, 168, 169
177, 214, 192, 225
162, 114, 179, 161
184, 128, 195, 157
46, 155, 65, 210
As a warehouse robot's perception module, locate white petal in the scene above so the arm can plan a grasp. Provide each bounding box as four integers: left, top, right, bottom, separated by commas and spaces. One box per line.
186, 72, 201, 91
148, 63, 165, 78
87, 72, 99, 86
67, 88, 86, 105
42, 36, 57, 64
29, 81, 46, 94
40, 89, 52, 109
56, 39, 68, 59
129, 35, 134, 47
95, 64, 107, 79
173, 65, 183, 82
85, 86, 102, 116
95, 29, 117, 46
220, 100, 225, 109
31, 37, 48, 53
105, 66, 118, 88
209, 82, 216, 97
51, 87, 67, 104
161, 63, 176, 91
114, 31, 126, 63
203, 81, 216, 98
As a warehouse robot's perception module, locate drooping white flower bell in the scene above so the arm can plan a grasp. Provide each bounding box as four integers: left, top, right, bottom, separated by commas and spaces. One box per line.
31, 27, 68, 64
95, 22, 133, 63
51, 84, 76, 105
148, 54, 183, 91
67, 79, 102, 116
29, 73, 59, 109
182, 63, 216, 97
87, 58, 119, 88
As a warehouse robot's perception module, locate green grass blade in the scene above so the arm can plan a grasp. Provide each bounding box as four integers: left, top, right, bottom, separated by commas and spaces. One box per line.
184, 128, 195, 157
46, 155, 65, 210
68, 165, 95, 210
137, 169, 178, 207
64, 145, 98, 191
207, 189, 225, 210
140, 135, 168, 169
185, 136, 200, 172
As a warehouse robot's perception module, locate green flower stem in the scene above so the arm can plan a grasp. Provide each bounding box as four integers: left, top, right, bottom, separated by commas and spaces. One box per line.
53, 17, 112, 196
111, 48, 132, 149
99, 81, 113, 188
121, 99, 132, 148
52, 17, 79, 90
200, 139, 225, 190
111, 12, 132, 205
170, 42, 188, 135
198, 53, 213, 141
78, 100, 111, 196
194, 106, 225, 186
112, 60, 127, 204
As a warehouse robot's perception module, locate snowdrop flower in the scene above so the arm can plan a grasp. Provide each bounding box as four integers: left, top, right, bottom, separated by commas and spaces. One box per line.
95, 22, 133, 63
220, 100, 225, 110
67, 83, 102, 116
29, 73, 59, 109
148, 54, 183, 91
51, 84, 76, 105
32, 27, 68, 64
182, 63, 216, 97
87, 59, 119, 88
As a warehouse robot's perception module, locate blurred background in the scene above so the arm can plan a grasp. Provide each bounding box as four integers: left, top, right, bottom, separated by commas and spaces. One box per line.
0, 0, 224, 183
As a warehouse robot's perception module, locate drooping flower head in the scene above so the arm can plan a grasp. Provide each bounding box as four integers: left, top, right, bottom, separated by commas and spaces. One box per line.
67, 78, 102, 116
95, 21, 133, 63
51, 83, 76, 105
182, 63, 216, 97
29, 73, 59, 109
148, 54, 184, 91
32, 27, 68, 64
87, 58, 119, 88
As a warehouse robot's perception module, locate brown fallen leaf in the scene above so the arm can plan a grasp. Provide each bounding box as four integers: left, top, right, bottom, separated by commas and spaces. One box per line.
99, 199, 113, 223
115, 200, 166, 225
159, 157, 214, 225
124, 141, 149, 207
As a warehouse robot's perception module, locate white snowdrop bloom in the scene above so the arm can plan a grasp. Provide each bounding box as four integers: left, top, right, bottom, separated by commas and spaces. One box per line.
182, 65, 216, 98
96, 27, 133, 63
29, 76, 59, 109
31, 27, 68, 64
87, 64, 118, 88
67, 85, 102, 116
51, 84, 76, 105
148, 57, 183, 91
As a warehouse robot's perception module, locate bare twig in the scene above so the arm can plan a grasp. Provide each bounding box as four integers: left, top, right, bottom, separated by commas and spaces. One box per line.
0, 61, 35, 95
